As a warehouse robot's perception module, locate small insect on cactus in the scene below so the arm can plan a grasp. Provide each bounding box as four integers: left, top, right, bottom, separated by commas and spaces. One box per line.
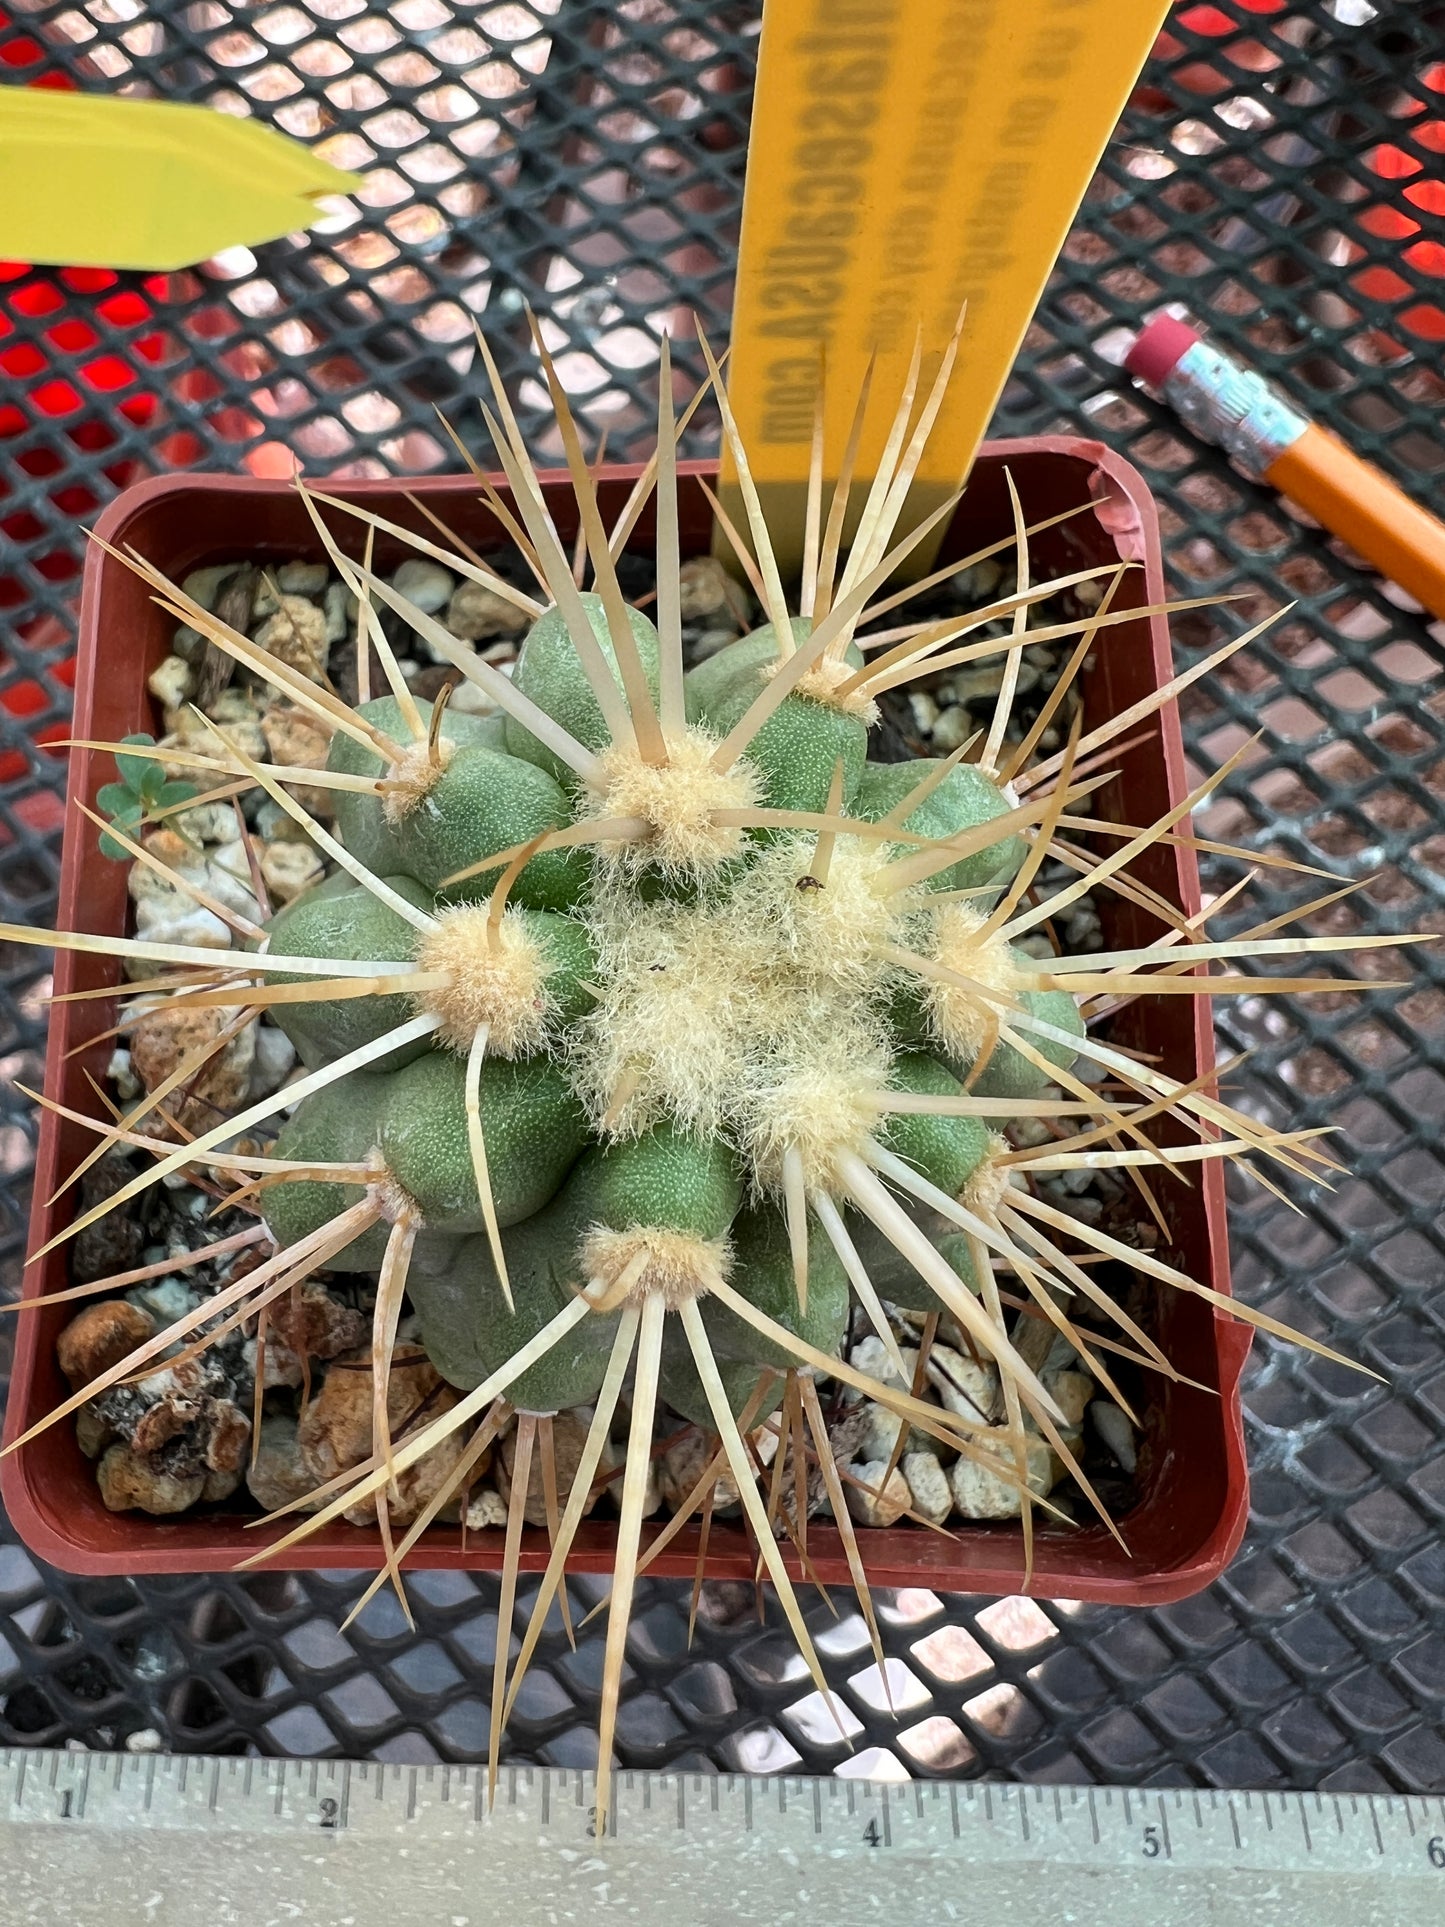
6, 318, 1413, 1823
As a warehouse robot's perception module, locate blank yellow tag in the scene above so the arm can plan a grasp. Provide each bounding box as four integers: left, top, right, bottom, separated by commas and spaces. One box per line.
0, 91, 359, 272
724, 0, 1172, 567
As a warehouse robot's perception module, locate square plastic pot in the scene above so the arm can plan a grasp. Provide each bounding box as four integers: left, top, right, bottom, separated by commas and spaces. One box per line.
4, 440, 1249, 1603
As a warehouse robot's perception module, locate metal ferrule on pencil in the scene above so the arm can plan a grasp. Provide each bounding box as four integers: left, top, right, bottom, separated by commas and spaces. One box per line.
1160, 341, 1310, 479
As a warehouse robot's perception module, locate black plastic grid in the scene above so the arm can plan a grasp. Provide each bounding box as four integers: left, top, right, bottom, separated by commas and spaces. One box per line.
2, 0, 1444, 1793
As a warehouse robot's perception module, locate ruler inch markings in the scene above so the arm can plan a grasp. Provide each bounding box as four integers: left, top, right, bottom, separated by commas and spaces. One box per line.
1, 1750, 1443, 1916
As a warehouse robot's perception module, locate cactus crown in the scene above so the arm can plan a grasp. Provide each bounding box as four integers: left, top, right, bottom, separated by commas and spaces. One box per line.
7, 321, 1402, 1823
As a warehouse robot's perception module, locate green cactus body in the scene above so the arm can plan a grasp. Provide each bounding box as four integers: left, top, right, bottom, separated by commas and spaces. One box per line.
505, 592, 662, 782
685, 621, 868, 814
877, 1052, 991, 1197
571, 1122, 743, 1244
847, 1211, 982, 1313
659, 1345, 783, 1430
401, 746, 586, 910
852, 758, 1025, 895
516, 910, 599, 1027
379, 1050, 589, 1232
406, 1212, 617, 1414
457, 711, 510, 753
962, 984, 1085, 1097
261, 872, 434, 1069
701, 1204, 850, 1368
328, 696, 497, 877
329, 695, 587, 910
265, 1074, 397, 1271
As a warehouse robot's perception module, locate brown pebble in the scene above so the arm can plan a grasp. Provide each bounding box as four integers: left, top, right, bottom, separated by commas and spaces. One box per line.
205, 1401, 253, 1477
57, 1300, 155, 1390
129, 1004, 255, 1132
270, 1281, 366, 1364
130, 1395, 200, 1458
298, 1346, 469, 1528
496, 1411, 595, 1527
96, 1442, 205, 1516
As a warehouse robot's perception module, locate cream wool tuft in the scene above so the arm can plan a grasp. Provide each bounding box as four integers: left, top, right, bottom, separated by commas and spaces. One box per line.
921, 901, 1026, 1060
586, 729, 761, 876
765, 652, 880, 724
569, 834, 907, 1175
413, 904, 555, 1055
581, 1224, 731, 1311
743, 1049, 892, 1195
379, 736, 454, 824
960, 1136, 1014, 1217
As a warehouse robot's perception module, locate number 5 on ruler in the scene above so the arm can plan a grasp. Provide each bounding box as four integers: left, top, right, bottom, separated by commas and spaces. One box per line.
723, 0, 1172, 568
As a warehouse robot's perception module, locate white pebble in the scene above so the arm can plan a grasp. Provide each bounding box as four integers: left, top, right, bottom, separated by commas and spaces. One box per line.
127, 861, 183, 908
845, 1459, 911, 1528
446, 677, 500, 717
948, 1437, 1059, 1519
926, 1342, 998, 1424
929, 706, 974, 752
945, 662, 1006, 702
251, 1024, 298, 1097
856, 1402, 903, 1465
324, 578, 356, 643
1044, 1368, 1094, 1432
147, 653, 193, 709
198, 851, 263, 921
277, 560, 330, 597
394, 558, 455, 614
1092, 1401, 1137, 1473
261, 839, 324, 905
134, 899, 232, 950
171, 802, 237, 846
464, 1488, 507, 1530
847, 1334, 918, 1391
127, 1277, 198, 1327
180, 565, 234, 612
902, 1450, 951, 1526
107, 1047, 141, 1102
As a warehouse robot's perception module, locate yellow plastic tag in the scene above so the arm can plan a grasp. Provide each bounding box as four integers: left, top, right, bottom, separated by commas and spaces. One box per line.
724, 0, 1172, 567
0, 91, 359, 273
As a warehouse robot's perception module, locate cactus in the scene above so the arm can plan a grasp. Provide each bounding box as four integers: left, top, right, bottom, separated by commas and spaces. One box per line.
5, 323, 1412, 1824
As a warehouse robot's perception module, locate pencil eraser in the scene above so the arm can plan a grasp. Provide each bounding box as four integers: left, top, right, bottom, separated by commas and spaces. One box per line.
1125, 315, 1201, 387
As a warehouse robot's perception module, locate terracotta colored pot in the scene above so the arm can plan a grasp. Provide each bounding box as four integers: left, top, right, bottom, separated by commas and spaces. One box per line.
4, 441, 1249, 1602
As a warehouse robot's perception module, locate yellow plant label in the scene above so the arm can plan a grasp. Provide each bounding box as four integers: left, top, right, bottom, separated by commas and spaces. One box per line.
723, 0, 1172, 566
0, 91, 358, 273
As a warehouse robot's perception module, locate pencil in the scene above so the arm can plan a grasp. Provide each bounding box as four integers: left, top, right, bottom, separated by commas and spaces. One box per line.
1125, 315, 1445, 623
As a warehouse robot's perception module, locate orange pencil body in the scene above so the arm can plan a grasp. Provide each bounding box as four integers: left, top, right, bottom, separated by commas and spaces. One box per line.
1266, 423, 1445, 622
1126, 317, 1445, 623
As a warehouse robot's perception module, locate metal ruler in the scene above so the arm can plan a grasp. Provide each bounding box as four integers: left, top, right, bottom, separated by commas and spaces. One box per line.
2, 1749, 1443, 1926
